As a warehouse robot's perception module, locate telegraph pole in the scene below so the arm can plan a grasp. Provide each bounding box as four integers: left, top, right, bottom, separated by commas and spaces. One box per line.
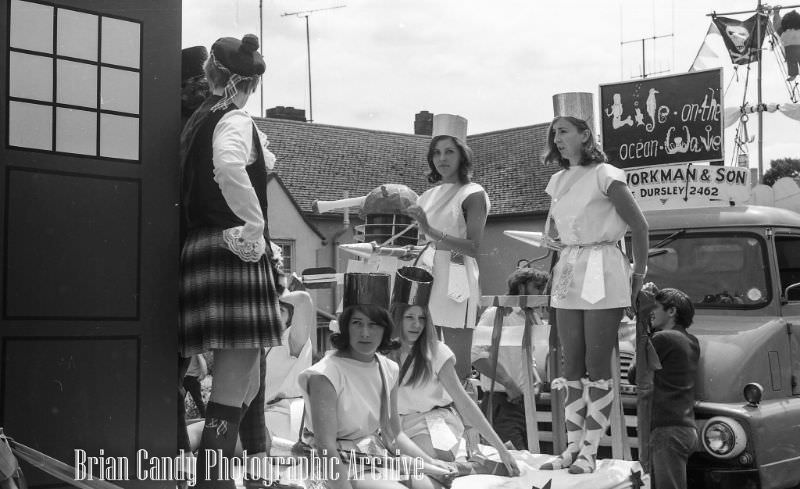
282, 5, 346, 123
259, 0, 264, 116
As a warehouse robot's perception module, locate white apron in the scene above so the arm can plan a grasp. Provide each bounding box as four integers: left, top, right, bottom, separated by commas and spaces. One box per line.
417, 183, 489, 328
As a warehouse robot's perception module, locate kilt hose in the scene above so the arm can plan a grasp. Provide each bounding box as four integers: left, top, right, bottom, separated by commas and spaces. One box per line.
179, 227, 284, 357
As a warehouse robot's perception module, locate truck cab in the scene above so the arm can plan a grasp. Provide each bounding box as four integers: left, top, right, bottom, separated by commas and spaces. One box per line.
635, 204, 800, 489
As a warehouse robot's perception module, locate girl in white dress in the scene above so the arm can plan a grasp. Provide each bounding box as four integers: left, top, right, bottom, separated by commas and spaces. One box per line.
298, 273, 455, 489
404, 123, 488, 331
387, 267, 519, 477
539, 116, 648, 474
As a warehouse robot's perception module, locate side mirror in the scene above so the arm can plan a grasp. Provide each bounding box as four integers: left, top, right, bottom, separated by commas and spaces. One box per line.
783, 282, 800, 303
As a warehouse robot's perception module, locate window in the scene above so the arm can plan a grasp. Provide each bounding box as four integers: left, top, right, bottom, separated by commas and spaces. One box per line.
629, 232, 770, 309
273, 240, 295, 273
8, 0, 141, 161
775, 236, 800, 301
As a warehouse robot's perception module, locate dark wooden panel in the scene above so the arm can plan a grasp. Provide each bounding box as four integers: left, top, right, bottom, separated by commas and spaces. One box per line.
1, 1, 180, 486
2, 336, 138, 485
4, 168, 139, 319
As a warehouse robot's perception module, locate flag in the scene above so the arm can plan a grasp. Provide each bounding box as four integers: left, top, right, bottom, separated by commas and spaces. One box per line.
689, 22, 723, 71
712, 13, 770, 65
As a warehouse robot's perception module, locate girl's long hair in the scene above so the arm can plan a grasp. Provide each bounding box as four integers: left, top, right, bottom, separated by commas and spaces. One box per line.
388, 303, 438, 385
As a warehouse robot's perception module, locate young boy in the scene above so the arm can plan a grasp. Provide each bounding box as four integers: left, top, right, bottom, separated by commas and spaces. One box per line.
638, 288, 701, 489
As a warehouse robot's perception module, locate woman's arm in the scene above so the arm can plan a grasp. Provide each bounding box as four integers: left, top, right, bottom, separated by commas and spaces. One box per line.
774, 8, 784, 35
437, 359, 520, 476
212, 111, 264, 242
405, 191, 488, 257
307, 375, 351, 489
607, 180, 650, 307
285, 291, 316, 357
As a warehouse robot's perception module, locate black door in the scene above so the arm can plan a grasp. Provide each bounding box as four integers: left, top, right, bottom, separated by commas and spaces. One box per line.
1, 0, 180, 487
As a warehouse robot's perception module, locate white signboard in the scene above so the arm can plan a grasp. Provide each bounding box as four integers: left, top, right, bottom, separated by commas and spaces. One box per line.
624, 163, 750, 211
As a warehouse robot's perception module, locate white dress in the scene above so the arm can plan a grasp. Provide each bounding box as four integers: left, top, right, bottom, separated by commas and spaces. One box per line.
297, 352, 398, 441
397, 341, 464, 454
545, 163, 632, 310
417, 182, 490, 328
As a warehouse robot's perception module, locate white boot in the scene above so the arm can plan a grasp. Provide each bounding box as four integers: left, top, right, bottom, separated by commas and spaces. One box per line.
569, 378, 613, 474
540, 378, 586, 470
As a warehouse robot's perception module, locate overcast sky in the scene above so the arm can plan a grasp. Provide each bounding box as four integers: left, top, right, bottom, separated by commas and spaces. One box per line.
183, 0, 800, 170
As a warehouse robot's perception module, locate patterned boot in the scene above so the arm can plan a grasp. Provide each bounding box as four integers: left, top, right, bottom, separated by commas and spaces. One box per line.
540, 378, 586, 470
569, 378, 614, 474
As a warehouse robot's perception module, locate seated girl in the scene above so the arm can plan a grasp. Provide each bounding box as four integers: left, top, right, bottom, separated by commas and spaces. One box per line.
387, 267, 520, 476
297, 272, 456, 489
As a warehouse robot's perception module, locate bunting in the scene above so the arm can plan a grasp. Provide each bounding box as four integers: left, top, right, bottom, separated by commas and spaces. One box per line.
689, 22, 723, 71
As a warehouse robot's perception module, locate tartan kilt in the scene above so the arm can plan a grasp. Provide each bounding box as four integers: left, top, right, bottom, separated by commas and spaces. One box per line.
179, 227, 284, 357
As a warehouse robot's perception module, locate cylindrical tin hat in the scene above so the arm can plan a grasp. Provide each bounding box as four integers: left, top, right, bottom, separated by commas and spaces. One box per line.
552, 92, 596, 135
432, 114, 468, 141
343, 273, 391, 309
391, 266, 434, 307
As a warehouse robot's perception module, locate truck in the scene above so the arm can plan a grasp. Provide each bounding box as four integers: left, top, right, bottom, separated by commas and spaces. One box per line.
527, 204, 800, 489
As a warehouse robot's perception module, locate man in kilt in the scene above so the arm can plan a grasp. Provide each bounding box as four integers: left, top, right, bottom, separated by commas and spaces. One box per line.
179, 34, 284, 489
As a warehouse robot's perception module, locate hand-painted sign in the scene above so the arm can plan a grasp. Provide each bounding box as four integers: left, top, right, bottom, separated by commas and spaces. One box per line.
625, 163, 750, 210
600, 69, 723, 169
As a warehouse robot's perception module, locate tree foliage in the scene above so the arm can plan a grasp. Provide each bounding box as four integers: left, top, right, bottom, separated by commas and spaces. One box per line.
762, 158, 800, 186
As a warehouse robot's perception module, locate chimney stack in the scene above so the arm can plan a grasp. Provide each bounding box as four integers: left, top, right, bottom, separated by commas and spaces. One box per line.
414, 111, 433, 135
266, 106, 307, 122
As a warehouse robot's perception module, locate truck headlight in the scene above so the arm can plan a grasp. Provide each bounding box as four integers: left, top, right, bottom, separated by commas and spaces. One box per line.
701, 416, 747, 459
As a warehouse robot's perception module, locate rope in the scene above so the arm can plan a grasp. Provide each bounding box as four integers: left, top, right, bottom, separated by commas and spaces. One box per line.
767, 23, 800, 102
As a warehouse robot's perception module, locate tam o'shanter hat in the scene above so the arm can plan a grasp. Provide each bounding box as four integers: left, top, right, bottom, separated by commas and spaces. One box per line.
391, 266, 433, 307
182, 46, 208, 81
343, 273, 391, 309
208, 34, 265, 112
432, 114, 468, 141
211, 34, 266, 77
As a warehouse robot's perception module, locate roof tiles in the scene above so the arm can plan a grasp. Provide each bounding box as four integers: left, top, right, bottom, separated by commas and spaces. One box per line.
255, 117, 556, 217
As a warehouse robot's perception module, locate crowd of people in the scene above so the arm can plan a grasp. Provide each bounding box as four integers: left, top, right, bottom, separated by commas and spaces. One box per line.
176, 33, 701, 489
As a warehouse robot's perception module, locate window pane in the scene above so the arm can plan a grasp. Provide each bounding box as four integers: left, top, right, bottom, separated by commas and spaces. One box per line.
10, 0, 53, 53
57, 60, 97, 108
101, 18, 140, 69
57, 9, 98, 61
10, 52, 53, 102
274, 241, 294, 272
100, 114, 138, 160
9, 101, 52, 151
646, 234, 768, 308
101, 68, 139, 114
56, 108, 96, 155
776, 237, 800, 301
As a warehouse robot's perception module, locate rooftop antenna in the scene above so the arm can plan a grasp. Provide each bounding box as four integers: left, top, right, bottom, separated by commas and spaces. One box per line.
282, 5, 347, 123
621, 33, 673, 79
619, 0, 674, 79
